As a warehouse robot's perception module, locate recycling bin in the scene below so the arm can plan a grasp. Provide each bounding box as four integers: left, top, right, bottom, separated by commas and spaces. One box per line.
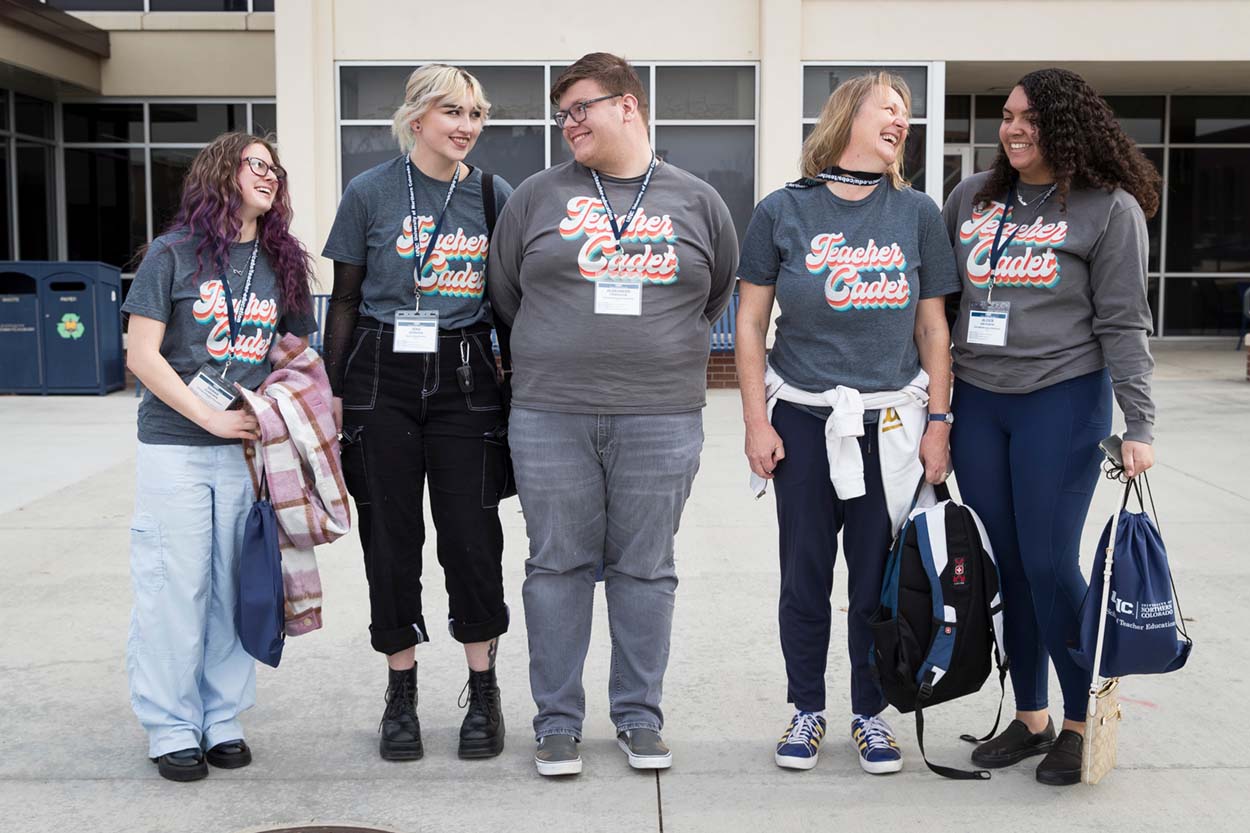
0, 269, 43, 393
39, 263, 125, 394
0, 261, 125, 395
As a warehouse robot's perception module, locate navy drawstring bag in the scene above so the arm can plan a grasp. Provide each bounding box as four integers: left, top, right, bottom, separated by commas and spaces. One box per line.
236, 457, 285, 668
1070, 475, 1192, 678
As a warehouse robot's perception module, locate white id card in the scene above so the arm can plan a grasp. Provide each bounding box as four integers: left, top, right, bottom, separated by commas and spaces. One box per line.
188, 363, 239, 411
393, 309, 439, 353
967, 301, 1011, 347
594, 279, 642, 316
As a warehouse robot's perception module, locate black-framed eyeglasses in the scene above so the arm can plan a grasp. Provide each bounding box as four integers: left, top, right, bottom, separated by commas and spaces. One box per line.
553, 94, 622, 129
243, 156, 286, 181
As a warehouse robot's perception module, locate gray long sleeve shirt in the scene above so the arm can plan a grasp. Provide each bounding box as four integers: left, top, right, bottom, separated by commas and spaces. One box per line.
942, 172, 1156, 443
487, 159, 739, 414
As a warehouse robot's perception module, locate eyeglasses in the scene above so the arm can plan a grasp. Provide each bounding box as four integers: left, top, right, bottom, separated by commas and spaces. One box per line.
552, 94, 622, 129
242, 156, 286, 181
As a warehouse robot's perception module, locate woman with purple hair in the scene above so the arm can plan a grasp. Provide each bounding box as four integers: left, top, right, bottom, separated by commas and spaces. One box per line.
122, 132, 317, 782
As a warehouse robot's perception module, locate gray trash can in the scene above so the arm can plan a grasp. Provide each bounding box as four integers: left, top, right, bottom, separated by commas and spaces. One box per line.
0, 269, 44, 393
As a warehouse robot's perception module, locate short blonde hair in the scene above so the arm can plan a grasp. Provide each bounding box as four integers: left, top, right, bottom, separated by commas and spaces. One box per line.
800, 72, 912, 189
391, 64, 491, 153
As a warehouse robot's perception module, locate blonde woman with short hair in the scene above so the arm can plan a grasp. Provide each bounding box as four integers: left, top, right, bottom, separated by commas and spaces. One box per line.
322, 63, 515, 762
735, 72, 960, 774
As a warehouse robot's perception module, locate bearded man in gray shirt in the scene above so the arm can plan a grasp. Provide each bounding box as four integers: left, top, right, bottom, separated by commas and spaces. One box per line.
487, 52, 738, 777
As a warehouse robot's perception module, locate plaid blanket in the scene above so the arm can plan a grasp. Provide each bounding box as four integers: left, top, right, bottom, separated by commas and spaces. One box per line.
240, 333, 351, 637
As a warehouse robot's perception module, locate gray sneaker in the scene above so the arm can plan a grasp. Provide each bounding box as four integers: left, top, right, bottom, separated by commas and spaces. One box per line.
617, 728, 672, 770
534, 735, 582, 776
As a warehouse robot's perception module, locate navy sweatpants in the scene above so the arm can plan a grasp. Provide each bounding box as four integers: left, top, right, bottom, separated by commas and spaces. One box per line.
950, 369, 1112, 723
772, 401, 891, 716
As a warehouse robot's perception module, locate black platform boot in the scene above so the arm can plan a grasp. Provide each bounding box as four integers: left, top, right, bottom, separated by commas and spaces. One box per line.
458, 667, 505, 759
379, 665, 423, 761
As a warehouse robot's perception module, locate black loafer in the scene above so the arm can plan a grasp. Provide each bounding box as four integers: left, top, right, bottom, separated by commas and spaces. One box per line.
971, 718, 1056, 768
1036, 729, 1083, 786
152, 748, 208, 782
206, 740, 252, 769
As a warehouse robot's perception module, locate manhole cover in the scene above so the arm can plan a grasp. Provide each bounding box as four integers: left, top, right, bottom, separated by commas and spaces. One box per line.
241, 827, 400, 833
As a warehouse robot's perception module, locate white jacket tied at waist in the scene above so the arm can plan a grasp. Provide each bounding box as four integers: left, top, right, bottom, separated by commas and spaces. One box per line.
749, 364, 934, 534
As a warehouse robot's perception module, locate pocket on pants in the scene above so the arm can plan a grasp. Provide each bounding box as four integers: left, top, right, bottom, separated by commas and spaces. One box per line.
340, 424, 371, 506
130, 513, 166, 593
342, 328, 381, 411
481, 427, 514, 509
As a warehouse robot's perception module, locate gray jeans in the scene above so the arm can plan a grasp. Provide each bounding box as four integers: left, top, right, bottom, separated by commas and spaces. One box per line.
508, 407, 704, 740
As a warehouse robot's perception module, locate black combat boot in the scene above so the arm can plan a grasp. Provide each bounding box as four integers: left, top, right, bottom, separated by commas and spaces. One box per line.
379, 665, 423, 761
458, 667, 505, 759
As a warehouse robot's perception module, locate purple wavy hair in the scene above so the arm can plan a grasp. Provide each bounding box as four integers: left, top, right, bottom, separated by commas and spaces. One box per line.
163, 132, 312, 315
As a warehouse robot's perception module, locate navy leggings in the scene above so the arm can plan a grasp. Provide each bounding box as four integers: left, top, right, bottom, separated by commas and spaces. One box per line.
772, 401, 891, 716
950, 369, 1112, 722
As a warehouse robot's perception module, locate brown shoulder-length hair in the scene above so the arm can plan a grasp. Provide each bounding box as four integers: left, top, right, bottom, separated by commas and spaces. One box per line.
550, 52, 649, 128
973, 68, 1161, 218
800, 72, 912, 189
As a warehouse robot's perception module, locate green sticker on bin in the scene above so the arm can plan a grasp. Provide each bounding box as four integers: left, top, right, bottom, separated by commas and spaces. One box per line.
57, 312, 85, 340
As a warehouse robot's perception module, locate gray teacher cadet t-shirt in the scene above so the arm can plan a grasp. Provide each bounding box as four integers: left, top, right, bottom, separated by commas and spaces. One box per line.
487, 159, 739, 414
322, 156, 514, 328
737, 181, 960, 394
122, 232, 318, 446
942, 171, 1156, 443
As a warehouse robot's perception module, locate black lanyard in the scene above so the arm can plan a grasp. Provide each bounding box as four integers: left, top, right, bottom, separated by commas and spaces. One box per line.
590, 153, 657, 248
217, 239, 259, 377
986, 181, 1056, 301
404, 156, 461, 295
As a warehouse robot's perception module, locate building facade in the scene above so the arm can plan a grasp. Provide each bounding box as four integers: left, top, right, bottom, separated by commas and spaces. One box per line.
3, 0, 1249, 336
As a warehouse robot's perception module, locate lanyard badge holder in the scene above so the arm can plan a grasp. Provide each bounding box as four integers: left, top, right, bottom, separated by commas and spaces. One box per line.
395, 159, 459, 353
188, 241, 259, 410
966, 181, 1056, 348
591, 155, 656, 317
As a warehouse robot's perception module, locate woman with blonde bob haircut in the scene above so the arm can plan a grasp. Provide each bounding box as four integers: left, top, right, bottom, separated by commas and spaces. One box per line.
322, 63, 516, 762
736, 71, 961, 774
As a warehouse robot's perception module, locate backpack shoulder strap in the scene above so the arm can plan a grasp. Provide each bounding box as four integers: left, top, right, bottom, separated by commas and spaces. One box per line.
478, 169, 510, 374
480, 170, 497, 237
912, 506, 957, 695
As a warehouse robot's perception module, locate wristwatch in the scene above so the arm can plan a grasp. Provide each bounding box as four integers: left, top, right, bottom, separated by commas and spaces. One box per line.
928, 413, 954, 425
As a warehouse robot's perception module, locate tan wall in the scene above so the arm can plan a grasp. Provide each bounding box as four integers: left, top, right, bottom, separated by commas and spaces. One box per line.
99, 31, 275, 97
801, 0, 1250, 61
330, 0, 761, 60
0, 18, 100, 92
275, 0, 337, 291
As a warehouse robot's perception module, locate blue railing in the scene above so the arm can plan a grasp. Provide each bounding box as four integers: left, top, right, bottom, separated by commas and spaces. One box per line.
309, 289, 740, 354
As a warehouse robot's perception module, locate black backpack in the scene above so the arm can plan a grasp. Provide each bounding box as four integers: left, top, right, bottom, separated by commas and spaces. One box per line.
868, 479, 1008, 779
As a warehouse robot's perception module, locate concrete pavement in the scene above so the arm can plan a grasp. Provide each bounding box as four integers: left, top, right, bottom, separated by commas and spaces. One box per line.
1, 342, 1247, 833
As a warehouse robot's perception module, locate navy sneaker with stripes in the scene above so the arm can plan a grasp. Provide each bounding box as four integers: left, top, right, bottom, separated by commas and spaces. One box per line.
851, 714, 903, 774
775, 711, 826, 770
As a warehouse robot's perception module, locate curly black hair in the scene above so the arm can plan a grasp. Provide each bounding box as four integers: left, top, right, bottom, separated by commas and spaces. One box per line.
974, 68, 1160, 219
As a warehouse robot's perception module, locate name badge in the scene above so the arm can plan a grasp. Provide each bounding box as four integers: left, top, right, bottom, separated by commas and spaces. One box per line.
187, 363, 239, 411
967, 300, 1011, 347
394, 309, 439, 353
594, 279, 642, 316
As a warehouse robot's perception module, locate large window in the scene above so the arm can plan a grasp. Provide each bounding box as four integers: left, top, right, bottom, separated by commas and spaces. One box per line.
943, 93, 1250, 336
60, 100, 275, 279
801, 63, 940, 200
45, 1, 273, 11
1, 91, 57, 260
337, 62, 758, 239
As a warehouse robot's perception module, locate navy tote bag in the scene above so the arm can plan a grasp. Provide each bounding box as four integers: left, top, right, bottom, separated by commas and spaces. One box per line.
1071, 475, 1192, 678
236, 466, 285, 668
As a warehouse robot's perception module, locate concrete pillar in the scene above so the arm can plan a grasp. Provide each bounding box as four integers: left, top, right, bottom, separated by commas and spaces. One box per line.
274, 0, 335, 290
758, 0, 803, 194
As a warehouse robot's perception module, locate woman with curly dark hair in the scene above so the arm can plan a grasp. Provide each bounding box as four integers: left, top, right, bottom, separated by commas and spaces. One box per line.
123, 132, 317, 781
941, 68, 1158, 786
